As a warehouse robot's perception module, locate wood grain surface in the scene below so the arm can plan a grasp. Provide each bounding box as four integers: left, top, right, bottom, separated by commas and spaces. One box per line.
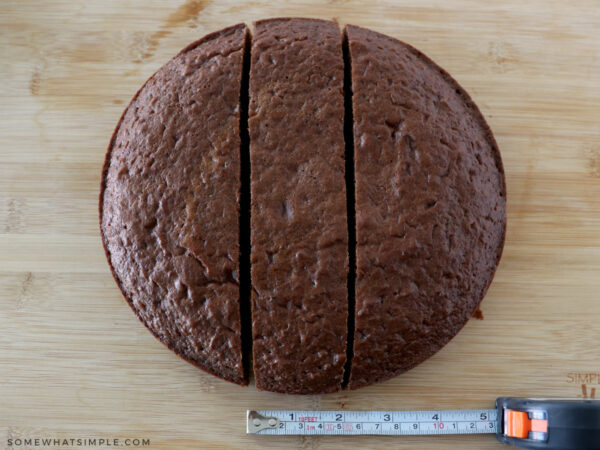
1, 1, 599, 448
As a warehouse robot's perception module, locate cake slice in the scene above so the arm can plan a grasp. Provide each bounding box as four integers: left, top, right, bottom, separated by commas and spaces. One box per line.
345, 25, 506, 389
101, 24, 249, 384
249, 18, 349, 394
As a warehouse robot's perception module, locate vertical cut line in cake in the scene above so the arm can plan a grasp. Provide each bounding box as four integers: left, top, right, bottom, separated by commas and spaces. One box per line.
342, 29, 356, 388
239, 27, 253, 381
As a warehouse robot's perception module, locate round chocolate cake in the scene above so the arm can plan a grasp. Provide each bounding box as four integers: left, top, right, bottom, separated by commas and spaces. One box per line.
100, 18, 506, 394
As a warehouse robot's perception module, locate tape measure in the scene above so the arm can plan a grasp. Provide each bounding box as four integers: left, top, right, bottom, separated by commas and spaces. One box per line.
247, 398, 600, 449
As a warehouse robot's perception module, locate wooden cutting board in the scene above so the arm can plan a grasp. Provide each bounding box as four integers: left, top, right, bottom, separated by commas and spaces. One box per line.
1, 1, 599, 448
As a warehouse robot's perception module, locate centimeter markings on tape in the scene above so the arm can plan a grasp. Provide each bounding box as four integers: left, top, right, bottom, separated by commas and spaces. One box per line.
247, 409, 498, 435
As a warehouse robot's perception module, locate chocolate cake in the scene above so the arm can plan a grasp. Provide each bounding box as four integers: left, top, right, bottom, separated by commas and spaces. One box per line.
249, 18, 348, 394
100, 24, 249, 385
100, 19, 506, 394
345, 25, 506, 389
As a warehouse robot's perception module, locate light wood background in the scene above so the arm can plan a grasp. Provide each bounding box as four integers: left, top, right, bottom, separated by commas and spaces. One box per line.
1, 1, 599, 448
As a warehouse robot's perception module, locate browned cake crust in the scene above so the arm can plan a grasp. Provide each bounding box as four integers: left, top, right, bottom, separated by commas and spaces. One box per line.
345, 25, 506, 389
100, 24, 249, 385
249, 18, 349, 394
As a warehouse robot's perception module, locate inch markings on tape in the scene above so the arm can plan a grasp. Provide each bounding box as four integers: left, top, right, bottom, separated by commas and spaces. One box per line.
247, 409, 498, 435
